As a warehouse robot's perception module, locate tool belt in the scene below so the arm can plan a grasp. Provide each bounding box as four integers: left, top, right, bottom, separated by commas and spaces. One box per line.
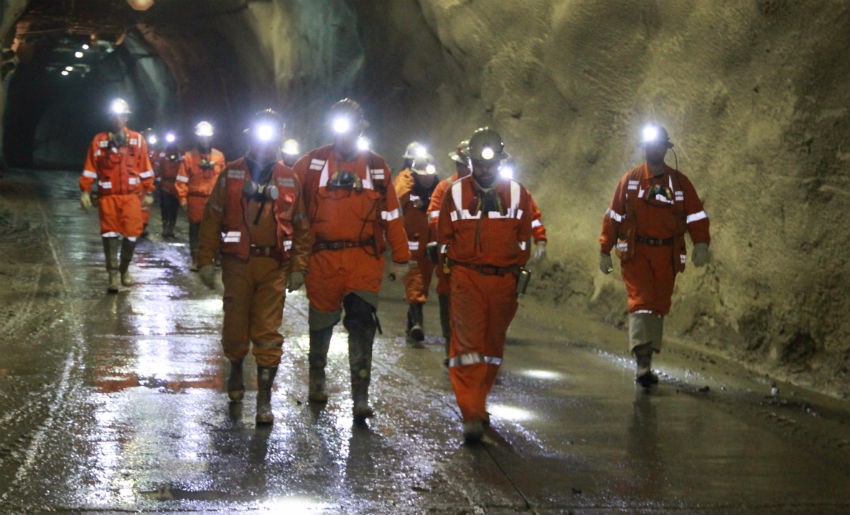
451, 260, 518, 277
313, 237, 375, 252
249, 244, 284, 260
635, 235, 674, 246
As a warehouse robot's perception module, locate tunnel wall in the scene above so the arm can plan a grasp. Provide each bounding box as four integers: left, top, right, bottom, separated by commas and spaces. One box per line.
350, 0, 850, 397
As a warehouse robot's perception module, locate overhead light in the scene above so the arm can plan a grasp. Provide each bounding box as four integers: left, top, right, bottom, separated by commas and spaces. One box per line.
74, 51, 84, 58
65, 66, 73, 71
127, 0, 154, 11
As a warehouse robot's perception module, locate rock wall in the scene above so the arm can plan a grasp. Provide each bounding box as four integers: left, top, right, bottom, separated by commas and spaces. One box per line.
352, 0, 850, 397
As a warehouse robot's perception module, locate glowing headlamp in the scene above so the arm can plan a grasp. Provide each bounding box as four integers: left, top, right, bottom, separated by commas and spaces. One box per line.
332, 116, 352, 135
255, 122, 277, 143
356, 136, 371, 151
110, 99, 130, 116
282, 139, 300, 156
499, 164, 514, 179
74, 51, 84, 58
147, 134, 158, 145
641, 125, 660, 145
165, 132, 176, 144
194, 121, 214, 138
481, 147, 495, 160
425, 164, 436, 175
415, 146, 429, 158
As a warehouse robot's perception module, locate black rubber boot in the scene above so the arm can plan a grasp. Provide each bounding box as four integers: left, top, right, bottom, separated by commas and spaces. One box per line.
407, 303, 425, 346
102, 237, 121, 293
344, 294, 376, 423
308, 327, 333, 403
256, 366, 278, 425
633, 342, 658, 388
119, 238, 136, 286
227, 359, 244, 401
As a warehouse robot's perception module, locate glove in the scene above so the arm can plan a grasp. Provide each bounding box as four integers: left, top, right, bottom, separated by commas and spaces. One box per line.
143, 193, 154, 207
80, 191, 92, 209
387, 261, 409, 281
199, 264, 216, 289
599, 252, 614, 274
692, 242, 709, 267
531, 241, 547, 262
287, 270, 305, 292
180, 201, 188, 212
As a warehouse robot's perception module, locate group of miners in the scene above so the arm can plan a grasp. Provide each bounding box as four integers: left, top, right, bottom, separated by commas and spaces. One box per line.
78, 96, 710, 443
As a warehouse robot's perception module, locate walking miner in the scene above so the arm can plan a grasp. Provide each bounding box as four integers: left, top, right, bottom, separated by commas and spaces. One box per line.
79, 98, 155, 293
176, 121, 226, 269
426, 139, 471, 361
154, 131, 182, 239
436, 127, 533, 442
196, 109, 311, 425
293, 98, 410, 423
395, 142, 440, 346
599, 124, 710, 388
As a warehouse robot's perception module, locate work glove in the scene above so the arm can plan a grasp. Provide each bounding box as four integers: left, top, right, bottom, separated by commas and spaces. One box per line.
287, 270, 305, 292
80, 191, 92, 209
199, 264, 216, 289
599, 252, 614, 274
180, 200, 188, 212
143, 193, 155, 207
531, 241, 547, 262
387, 261, 410, 281
692, 242, 710, 267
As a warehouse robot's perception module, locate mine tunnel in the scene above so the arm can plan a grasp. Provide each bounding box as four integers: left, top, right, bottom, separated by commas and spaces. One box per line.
0, 1, 848, 513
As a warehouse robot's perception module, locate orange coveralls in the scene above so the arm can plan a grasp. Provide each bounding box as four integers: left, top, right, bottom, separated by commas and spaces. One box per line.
529, 194, 547, 244
437, 176, 532, 423
80, 130, 154, 238
395, 167, 438, 304
175, 148, 227, 224
197, 158, 311, 367
599, 163, 710, 315
294, 144, 410, 327
427, 173, 459, 296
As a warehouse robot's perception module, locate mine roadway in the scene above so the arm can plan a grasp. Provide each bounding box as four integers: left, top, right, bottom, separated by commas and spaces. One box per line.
0, 169, 849, 514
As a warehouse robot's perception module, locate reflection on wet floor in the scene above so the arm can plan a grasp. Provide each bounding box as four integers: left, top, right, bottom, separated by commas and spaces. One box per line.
0, 171, 849, 514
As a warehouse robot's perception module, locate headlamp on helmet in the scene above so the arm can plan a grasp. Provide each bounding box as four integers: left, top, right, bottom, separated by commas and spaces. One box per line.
109, 98, 131, 116
194, 121, 214, 138
332, 116, 353, 135
356, 136, 371, 151
328, 98, 366, 136
255, 122, 277, 142
641, 124, 673, 148
282, 138, 300, 156
468, 127, 506, 164
165, 132, 177, 144
147, 133, 158, 146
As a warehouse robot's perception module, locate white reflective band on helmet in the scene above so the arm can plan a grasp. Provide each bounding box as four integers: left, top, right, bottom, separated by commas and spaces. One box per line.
381, 208, 400, 221
606, 208, 624, 223
99, 181, 112, 189
429, 211, 439, 220
686, 211, 708, 224
222, 231, 241, 243
408, 241, 420, 250
284, 240, 292, 251
176, 175, 189, 183
83, 170, 97, 179
128, 177, 139, 185
140, 170, 154, 179
531, 219, 543, 228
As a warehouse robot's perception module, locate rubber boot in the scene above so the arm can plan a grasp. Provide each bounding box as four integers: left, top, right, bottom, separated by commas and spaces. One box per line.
407, 303, 425, 347
438, 294, 451, 367
463, 419, 484, 443
102, 237, 121, 294
255, 366, 278, 425
633, 342, 658, 388
227, 359, 244, 401
344, 294, 376, 423
119, 238, 136, 286
308, 327, 333, 403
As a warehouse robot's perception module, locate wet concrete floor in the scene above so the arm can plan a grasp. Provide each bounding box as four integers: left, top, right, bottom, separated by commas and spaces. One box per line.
0, 169, 848, 514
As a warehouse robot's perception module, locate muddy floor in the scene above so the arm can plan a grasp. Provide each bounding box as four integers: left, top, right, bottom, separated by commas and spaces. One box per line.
0, 169, 848, 514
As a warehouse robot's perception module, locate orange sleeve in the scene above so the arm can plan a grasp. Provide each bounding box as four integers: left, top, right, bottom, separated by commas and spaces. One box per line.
292, 153, 314, 215
436, 182, 456, 249
528, 193, 547, 243
288, 172, 313, 274
138, 139, 156, 192
80, 137, 99, 192
680, 173, 710, 245
197, 174, 226, 267
427, 178, 449, 231
175, 154, 189, 202
394, 169, 413, 205
517, 186, 533, 264
383, 164, 411, 264
599, 174, 628, 254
